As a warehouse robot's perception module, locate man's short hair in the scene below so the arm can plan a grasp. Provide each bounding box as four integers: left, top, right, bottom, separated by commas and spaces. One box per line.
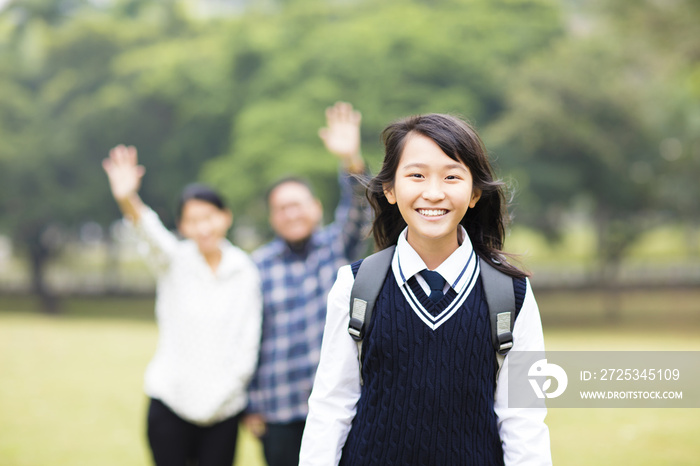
265, 176, 316, 205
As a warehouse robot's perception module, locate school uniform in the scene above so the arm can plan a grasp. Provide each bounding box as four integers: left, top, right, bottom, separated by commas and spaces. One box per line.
299, 227, 551, 465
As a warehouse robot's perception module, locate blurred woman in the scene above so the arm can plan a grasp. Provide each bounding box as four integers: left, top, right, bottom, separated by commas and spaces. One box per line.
103, 145, 262, 466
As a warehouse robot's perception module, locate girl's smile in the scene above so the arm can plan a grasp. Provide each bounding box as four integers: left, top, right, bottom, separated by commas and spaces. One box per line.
417, 208, 448, 218
383, 133, 480, 265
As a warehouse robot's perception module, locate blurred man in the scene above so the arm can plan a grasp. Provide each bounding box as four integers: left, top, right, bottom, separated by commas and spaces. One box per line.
245, 102, 370, 466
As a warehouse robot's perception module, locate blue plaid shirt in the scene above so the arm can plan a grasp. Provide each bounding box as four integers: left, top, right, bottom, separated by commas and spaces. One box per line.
248, 172, 370, 423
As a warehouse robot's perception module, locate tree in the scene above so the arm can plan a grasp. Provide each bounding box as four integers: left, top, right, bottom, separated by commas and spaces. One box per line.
596, 0, 700, 255
489, 38, 660, 264
0, 0, 234, 311
0, 0, 565, 311
486, 0, 700, 318
201, 0, 564, 239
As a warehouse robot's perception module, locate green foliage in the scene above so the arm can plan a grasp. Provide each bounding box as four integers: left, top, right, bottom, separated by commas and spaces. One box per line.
0, 0, 698, 308
0, 0, 564, 240
590, 0, 700, 224
489, 37, 660, 263
0, 0, 239, 308
488, 0, 700, 267
201, 0, 563, 236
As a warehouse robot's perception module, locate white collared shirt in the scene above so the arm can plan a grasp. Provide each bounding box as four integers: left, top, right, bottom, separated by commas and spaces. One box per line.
393, 225, 475, 297
130, 208, 262, 426
299, 227, 552, 465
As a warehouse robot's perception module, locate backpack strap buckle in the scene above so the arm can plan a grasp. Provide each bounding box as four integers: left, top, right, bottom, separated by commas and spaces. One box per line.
348, 298, 368, 341
497, 332, 514, 354
496, 312, 513, 354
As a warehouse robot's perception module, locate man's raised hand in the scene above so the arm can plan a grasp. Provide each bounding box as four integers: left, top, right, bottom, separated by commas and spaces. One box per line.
318, 102, 364, 173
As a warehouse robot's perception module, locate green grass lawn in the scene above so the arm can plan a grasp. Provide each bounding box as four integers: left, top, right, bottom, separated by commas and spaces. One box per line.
545, 328, 700, 465
1, 297, 699, 465
0, 310, 265, 466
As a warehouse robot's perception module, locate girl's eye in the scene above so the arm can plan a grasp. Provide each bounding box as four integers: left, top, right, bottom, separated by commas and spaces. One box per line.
409, 173, 424, 179
446, 175, 461, 180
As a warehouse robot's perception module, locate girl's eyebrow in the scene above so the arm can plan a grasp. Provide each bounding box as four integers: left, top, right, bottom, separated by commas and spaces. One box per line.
400, 162, 468, 172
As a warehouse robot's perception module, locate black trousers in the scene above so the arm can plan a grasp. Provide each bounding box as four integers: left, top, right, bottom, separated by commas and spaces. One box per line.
147, 398, 241, 466
261, 420, 306, 466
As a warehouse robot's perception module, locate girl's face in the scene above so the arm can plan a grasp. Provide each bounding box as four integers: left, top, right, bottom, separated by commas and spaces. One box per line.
384, 133, 480, 252
178, 199, 232, 256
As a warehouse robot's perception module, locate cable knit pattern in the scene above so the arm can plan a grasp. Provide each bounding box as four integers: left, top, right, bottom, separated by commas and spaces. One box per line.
342, 261, 526, 465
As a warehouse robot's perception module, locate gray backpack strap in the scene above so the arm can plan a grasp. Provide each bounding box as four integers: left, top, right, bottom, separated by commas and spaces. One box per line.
348, 245, 396, 342
348, 250, 516, 384
479, 257, 516, 375
348, 246, 395, 385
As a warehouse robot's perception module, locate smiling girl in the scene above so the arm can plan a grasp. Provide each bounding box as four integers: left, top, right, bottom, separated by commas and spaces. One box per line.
299, 114, 551, 465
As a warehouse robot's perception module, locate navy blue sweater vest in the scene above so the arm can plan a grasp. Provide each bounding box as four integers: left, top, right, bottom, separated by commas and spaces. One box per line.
340, 260, 526, 466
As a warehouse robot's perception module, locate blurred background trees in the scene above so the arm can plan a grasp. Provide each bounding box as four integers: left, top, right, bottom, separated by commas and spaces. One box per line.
0, 0, 697, 312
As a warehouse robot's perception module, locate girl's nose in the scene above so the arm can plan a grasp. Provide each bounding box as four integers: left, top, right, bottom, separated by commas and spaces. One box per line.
422, 181, 446, 202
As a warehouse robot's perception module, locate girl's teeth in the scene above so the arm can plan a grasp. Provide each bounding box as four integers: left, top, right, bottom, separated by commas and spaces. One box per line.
419, 209, 446, 217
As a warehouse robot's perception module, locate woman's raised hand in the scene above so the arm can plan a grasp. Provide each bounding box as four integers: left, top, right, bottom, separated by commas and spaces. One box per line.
102, 144, 145, 201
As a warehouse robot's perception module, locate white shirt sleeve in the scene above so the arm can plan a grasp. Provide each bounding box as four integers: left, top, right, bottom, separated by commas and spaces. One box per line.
299, 265, 361, 466
127, 208, 179, 273
494, 278, 553, 465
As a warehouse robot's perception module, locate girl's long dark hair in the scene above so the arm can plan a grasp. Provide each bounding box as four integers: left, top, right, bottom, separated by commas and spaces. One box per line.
368, 113, 527, 279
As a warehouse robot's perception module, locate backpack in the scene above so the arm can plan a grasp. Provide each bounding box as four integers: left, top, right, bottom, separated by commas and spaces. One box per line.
347, 245, 517, 383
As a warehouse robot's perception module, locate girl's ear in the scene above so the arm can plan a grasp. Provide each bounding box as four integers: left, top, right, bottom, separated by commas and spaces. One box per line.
469, 188, 481, 208
383, 184, 397, 205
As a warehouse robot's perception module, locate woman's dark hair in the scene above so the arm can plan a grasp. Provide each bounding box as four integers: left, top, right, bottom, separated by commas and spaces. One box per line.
368, 113, 527, 278
176, 183, 227, 221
